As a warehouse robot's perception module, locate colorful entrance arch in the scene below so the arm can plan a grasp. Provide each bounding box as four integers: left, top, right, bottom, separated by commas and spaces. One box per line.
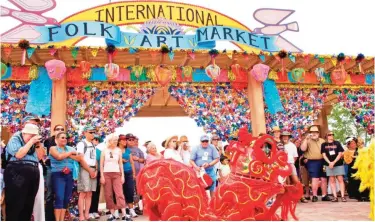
50, 1, 255, 51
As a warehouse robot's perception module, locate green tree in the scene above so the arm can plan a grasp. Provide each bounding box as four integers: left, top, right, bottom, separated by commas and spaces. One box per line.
328, 103, 370, 145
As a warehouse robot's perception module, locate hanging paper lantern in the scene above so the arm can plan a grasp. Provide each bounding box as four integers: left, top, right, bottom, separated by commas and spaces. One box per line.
45, 59, 66, 80
155, 65, 172, 87
104, 63, 120, 80
205, 64, 221, 82
29, 65, 38, 80
250, 64, 269, 83
331, 68, 347, 85
1, 62, 7, 78
290, 68, 305, 83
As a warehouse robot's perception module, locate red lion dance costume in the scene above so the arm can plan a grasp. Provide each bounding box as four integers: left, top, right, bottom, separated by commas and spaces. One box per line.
137, 127, 303, 221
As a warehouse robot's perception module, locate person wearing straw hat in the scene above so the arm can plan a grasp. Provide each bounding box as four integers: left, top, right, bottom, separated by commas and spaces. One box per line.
4, 123, 43, 221
163, 135, 183, 163
301, 125, 330, 202
272, 126, 281, 143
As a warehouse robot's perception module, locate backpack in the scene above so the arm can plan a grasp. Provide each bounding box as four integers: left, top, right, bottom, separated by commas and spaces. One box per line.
75, 141, 95, 177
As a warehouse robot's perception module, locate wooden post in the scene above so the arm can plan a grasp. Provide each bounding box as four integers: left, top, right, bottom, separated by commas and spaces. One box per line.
50, 74, 67, 134
314, 105, 332, 137
247, 75, 266, 136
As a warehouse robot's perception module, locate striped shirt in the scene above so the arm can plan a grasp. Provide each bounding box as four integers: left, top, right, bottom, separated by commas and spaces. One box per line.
6, 131, 38, 162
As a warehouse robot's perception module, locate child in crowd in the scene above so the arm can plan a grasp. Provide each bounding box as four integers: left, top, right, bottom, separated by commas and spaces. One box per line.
218, 156, 230, 183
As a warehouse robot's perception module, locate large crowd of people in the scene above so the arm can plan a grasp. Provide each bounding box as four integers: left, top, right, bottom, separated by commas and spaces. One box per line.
0, 116, 370, 221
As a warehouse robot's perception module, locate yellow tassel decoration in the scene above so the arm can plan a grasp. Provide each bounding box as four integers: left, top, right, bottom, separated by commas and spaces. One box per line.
353, 139, 374, 220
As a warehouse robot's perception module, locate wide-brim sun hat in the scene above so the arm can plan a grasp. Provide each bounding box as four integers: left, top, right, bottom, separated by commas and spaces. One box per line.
165, 135, 178, 148
272, 126, 281, 132
309, 125, 320, 132
280, 131, 292, 137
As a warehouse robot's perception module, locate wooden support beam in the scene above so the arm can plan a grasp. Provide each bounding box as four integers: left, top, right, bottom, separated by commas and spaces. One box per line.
51, 74, 67, 135
82, 48, 89, 61
135, 52, 140, 65
247, 75, 266, 135
164, 94, 171, 106
181, 53, 190, 66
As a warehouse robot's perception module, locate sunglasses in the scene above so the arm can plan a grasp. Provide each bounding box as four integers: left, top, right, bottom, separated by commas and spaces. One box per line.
201, 140, 209, 143
55, 128, 64, 131
127, 139, 135, 141
88, 132, 95, 134
327, 134, 334, 136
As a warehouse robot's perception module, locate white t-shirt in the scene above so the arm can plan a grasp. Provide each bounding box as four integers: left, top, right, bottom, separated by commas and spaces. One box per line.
284, 142, 298, 164
140, 146, 148, 159
164, 149, 183, 163
76, 139, 96, 166
219, 164, 231, 178
181, 149, 191, 166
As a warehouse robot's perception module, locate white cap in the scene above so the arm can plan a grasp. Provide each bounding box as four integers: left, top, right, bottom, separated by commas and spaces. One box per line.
21, 123, 39, 135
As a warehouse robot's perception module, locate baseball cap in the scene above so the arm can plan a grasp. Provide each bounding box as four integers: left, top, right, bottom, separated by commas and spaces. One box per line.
22, 116, 40, 124
83, 125, 95, 132
125, 133, 136, 139
200, 135, 209, 142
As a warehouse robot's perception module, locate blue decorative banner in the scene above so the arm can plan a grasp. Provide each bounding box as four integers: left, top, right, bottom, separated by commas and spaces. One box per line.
34, 21, 281, 51
263, 79, 284, 115
25, 67, 52, 116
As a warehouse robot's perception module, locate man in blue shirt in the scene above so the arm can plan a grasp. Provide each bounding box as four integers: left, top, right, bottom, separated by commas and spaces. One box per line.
4, 123, 42, 221
190, 135, 220, 197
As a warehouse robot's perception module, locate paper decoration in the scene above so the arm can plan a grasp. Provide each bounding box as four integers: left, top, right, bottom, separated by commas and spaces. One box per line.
0, 82, 51, 137
250, 64, 269, 83
80, 61, 92, 79
155, 65, 172, 86
132, 65, 144, 79
66, 82, 156, 143
168, 51, 175, 61
331, 68, 347, 85
3, 47, 12, 58
182, 66, 193, 78
205, 64, 221, 82
104, 63, 120, 80
334, 88, 374, 135
289, 54, 296, 63
28, 65, 38, 80
314, 67, 325, 82
49, 48, 57, 56
45, 59, 66, 80
259, 54, 266, 62
27, 47, 36, 58
71, 47, 78, 59
25, 67, 52, 116
188, 51, 196, 60
91, 48, 99, 57
263, 79, 284, 114
290, 68, 305, 83
1, 62, 7, 78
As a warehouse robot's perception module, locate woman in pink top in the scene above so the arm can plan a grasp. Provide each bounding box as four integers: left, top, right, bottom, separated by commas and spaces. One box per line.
100, 134, 130, 221
146, 142, 162, 164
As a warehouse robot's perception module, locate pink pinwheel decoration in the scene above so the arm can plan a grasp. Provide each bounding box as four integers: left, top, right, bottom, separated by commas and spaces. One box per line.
250, 64, 270, 82
155, 65, 172, 87
45, 59, 66, 80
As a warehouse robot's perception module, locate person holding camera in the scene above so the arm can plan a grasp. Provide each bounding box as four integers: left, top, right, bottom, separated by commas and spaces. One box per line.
4, 123, 43, 221
49, 132, 95, 221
